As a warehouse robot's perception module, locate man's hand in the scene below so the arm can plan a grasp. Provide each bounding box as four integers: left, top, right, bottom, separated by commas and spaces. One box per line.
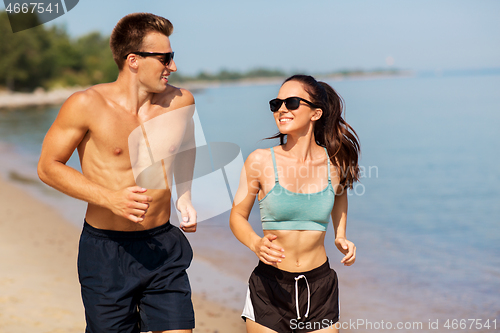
107, 186, 153, 223
177, 199, 197, 232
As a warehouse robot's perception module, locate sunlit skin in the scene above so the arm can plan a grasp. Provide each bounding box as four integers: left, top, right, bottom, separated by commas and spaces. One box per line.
38, 30, 196, 333
38, 31, 196, 233
230, 80, 356, 333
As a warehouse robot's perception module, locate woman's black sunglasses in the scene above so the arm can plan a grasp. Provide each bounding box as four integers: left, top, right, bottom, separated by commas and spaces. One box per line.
123, 52, 174, 66
269, 97, 319, 112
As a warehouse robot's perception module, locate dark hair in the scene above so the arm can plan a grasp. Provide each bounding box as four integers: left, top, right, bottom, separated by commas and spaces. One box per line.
110, 13, 173, 70
268, 74, 361, 189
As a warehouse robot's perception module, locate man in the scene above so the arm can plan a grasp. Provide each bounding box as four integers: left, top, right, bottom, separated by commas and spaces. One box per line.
38, 13, 197, 333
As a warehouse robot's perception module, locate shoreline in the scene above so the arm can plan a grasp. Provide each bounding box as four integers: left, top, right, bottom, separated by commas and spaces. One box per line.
0, 174, 245, 332
0, 143, 362, 332
1, 71, 498, 332
0, 87, 85, 110
0, 72, 412, 109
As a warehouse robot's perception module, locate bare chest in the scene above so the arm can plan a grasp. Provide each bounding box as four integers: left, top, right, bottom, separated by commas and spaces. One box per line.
84, 105, 191, 158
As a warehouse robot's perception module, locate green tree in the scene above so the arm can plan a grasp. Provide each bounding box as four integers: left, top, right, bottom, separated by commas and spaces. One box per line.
74, 32, 118, 85
0, 11, 45, 91
0, 11, 78, 91
0, 11, 118, 91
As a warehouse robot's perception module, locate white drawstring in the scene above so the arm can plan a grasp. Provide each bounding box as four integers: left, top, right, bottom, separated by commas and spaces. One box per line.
294, 274, 311, 320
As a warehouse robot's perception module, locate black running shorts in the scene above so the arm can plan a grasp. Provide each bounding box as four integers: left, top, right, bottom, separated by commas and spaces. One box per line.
242, 260, 339, 333
78, 220, 194, 333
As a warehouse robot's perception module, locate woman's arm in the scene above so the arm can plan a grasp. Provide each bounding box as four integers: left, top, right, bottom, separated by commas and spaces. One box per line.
331, 189, 356, 266
230, 150, 285, 265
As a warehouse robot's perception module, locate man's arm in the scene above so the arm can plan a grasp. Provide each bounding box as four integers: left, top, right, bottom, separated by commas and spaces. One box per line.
37, 91, 151, 223
172, 89, 197, 232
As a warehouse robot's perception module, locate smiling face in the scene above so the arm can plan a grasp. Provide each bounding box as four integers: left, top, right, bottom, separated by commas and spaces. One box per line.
274, 80, 322, 136
135, 31, 177, 93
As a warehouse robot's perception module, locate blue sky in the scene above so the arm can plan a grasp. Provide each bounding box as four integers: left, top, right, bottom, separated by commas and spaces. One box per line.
3, 0, 500, 75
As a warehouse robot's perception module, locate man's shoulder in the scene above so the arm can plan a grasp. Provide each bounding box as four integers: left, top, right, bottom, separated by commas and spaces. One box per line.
63, 84, 110, 109
54, 84, 115, 128
158, 85, 195, 110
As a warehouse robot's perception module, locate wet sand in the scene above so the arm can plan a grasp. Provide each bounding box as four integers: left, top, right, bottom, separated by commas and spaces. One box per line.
0, 175, 245, 332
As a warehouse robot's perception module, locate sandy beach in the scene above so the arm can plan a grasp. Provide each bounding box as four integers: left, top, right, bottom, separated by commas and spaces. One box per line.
0, 87, 86, 110
2, 72, 499, 333
0, 175, 245, 333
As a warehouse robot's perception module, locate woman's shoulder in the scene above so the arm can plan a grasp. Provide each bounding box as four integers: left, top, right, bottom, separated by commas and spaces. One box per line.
245, 147, 277, 164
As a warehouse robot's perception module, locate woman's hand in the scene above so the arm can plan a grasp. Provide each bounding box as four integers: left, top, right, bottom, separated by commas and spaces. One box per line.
335, 237, 356, 266
252, 234, 285, 265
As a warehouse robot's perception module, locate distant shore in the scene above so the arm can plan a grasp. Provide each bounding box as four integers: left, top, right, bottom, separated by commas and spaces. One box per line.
0, 87, 85, 110
0, 71, 412, 109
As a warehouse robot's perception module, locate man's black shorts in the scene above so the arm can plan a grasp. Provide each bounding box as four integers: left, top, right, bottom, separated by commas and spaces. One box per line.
242, 260, 339, 333
78, 220, 194, 333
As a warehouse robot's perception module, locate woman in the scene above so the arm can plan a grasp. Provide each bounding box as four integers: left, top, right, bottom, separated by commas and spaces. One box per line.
230, 74, 360, 333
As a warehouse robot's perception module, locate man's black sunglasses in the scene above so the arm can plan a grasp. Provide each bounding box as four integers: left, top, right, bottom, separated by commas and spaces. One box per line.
269, 97, 319, 112
123, 52, 174, 66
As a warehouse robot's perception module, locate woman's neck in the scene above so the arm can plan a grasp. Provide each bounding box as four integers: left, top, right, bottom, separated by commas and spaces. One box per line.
282, 133, 322, 162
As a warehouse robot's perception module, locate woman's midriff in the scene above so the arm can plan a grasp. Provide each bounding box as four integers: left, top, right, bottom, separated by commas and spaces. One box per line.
263, 229, 327, 272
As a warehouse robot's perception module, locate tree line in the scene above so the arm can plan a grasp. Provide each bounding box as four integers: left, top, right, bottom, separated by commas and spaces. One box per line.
0, 11, 285, 92
1, 11, 400, 92
0, 11, 117, 92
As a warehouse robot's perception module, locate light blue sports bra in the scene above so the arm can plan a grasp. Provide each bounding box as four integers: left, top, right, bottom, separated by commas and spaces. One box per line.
259, 147, 335, 231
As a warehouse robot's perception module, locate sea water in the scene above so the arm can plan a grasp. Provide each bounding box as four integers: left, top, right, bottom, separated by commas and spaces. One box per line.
1, 73, 499, 331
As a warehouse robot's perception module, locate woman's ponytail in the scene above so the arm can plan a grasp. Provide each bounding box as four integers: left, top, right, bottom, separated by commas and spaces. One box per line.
317, 81, 360, 189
